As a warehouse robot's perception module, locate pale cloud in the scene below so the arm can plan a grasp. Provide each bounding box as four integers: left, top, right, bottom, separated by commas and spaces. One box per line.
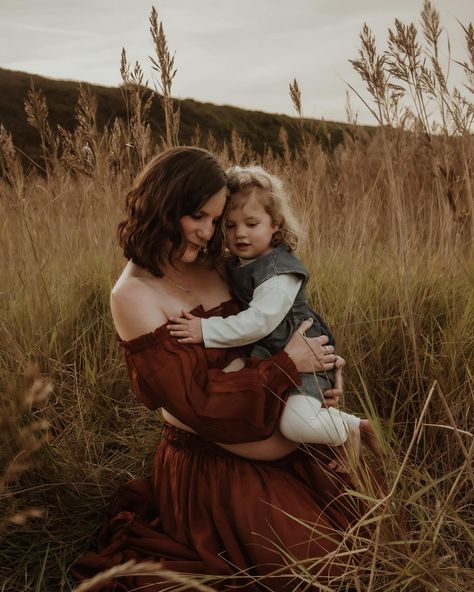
0, 0, 472, 124
0, 19, 99, 37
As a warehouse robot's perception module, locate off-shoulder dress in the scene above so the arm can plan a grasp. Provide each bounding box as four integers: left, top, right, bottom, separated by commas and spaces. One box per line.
73, 299, 363, 591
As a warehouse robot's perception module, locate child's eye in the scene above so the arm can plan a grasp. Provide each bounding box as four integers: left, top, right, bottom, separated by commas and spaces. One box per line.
248, 223, 258, 227
226, 223, 235, 229
191, 213, 203, 220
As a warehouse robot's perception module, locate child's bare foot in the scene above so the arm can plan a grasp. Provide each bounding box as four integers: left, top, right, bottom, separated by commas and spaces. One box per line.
360, 419, 383, 459
328, 420, 382, 472
328, 424, 361, 473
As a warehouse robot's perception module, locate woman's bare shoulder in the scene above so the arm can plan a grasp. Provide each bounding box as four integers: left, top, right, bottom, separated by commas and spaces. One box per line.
111, 275, 167, 341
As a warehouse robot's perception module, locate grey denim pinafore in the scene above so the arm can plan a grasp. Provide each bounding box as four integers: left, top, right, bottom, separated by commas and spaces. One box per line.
227, 245, 335, 402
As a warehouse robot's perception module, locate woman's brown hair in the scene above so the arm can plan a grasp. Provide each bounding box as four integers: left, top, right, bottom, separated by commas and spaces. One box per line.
118, 147, 228, 275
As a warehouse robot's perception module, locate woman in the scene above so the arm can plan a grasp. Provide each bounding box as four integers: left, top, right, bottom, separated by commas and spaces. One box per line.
74, 147, 362, 591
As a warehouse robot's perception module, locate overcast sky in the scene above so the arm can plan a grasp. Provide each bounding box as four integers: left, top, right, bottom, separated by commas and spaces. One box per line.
1, 1, 472, 124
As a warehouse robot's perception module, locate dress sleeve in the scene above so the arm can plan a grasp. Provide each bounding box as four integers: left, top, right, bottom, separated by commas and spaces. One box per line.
121, 332, 300, 444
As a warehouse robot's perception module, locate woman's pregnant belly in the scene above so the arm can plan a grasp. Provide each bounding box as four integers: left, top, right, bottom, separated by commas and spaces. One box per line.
162, 409, 298, 461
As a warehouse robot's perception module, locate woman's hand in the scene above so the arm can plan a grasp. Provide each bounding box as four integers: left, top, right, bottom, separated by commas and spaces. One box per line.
323, 356, 345, 408
284, 319, 337, 373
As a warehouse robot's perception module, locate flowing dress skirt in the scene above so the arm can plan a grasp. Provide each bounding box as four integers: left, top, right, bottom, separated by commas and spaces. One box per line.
73, 424, 366, 591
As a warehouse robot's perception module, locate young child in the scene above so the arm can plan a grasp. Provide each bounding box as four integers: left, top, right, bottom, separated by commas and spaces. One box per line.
168, 165, 381, 470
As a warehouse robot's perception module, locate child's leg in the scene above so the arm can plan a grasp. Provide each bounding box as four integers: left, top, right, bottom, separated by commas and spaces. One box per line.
328, 416, 361, 473
279, 393, 354, 446
328, 418, 383, 472
279, 373, 353, 446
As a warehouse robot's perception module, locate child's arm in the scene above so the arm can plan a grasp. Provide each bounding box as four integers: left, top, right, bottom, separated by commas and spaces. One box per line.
167, 274, 302, 346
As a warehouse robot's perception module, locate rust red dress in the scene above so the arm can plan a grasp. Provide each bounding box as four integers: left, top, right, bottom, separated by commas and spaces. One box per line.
73, 300, 364, 591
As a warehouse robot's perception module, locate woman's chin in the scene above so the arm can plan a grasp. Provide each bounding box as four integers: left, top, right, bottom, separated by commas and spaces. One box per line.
180, 248, 200, 263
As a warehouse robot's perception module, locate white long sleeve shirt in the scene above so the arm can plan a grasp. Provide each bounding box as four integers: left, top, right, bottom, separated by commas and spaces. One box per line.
202, 274, 303, 348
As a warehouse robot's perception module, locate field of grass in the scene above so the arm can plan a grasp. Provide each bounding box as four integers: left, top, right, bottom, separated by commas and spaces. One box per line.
0, 2, 473, 591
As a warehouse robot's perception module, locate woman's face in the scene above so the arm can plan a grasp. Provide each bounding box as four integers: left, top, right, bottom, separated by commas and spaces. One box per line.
179, 186, 227, 263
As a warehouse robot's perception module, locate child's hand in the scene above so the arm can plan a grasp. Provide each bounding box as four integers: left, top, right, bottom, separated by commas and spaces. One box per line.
167, 311, 203, 344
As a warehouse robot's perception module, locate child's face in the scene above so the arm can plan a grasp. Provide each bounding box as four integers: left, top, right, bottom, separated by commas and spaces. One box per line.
225, 190, 278, 259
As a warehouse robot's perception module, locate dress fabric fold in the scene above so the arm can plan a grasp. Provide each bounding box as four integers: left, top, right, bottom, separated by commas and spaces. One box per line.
73, 300, 366, 591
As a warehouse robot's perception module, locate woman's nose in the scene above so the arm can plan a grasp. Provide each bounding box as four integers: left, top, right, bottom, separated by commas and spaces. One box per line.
198, 220, 214, 241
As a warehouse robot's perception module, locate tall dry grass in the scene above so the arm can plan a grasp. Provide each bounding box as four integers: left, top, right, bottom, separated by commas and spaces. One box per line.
0, 2, 472, 590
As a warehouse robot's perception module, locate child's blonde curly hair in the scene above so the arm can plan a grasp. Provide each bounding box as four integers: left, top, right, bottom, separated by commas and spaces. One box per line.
226, 165, 303, 251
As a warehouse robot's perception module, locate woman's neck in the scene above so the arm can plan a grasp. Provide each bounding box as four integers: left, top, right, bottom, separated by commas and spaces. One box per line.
128, 258, 202, 278
161, 259, 204, 279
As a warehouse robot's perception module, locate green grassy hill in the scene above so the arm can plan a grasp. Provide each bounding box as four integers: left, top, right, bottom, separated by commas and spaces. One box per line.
0, 67, 358, 167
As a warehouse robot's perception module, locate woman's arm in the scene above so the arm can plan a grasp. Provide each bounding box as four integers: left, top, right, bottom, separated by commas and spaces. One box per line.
124, 317, 335, 443
223, 353, 344, 410
113, 283, 337, 444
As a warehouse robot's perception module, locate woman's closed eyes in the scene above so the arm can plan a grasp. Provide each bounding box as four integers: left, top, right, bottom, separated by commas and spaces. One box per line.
191, 213, 221, 225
